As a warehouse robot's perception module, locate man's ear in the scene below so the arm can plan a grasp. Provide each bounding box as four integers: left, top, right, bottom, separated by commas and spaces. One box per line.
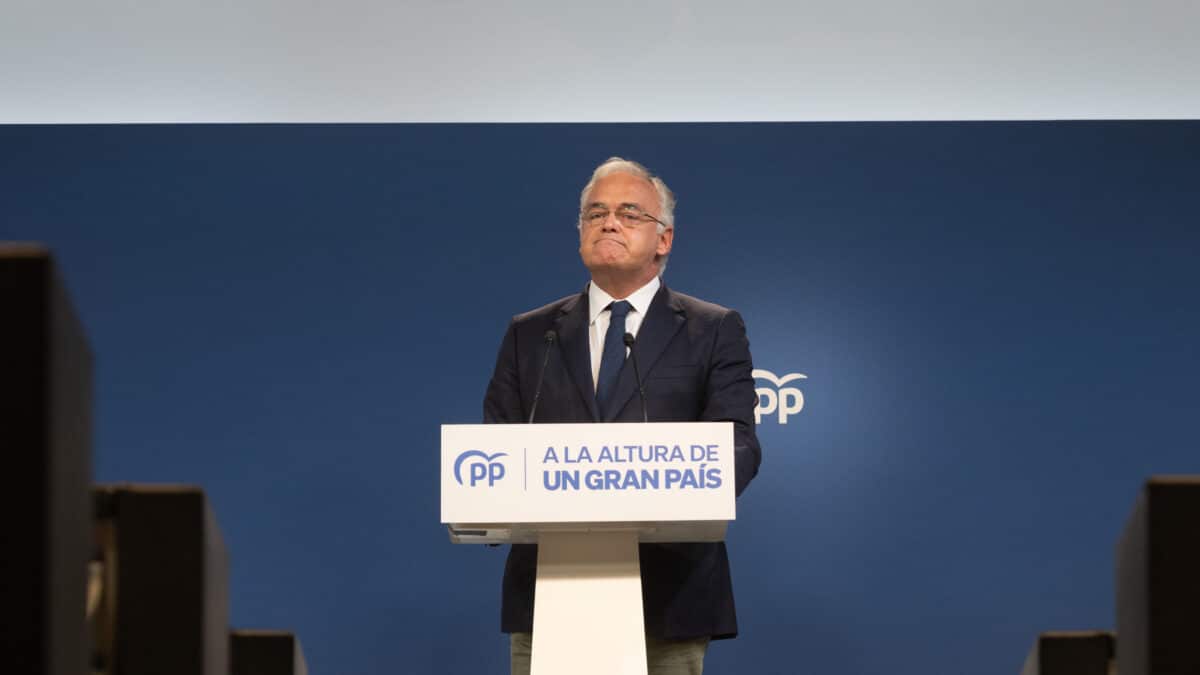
657, 227, 674, 256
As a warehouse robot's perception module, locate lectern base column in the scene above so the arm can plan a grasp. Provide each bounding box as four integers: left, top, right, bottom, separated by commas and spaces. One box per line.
531, 530, 647, 675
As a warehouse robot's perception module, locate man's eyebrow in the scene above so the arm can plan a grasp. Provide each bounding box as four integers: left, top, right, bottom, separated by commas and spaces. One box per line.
583, 201, 647, 211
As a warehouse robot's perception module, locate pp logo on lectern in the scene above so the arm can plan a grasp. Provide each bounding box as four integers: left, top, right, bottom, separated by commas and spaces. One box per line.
754, 369, 807, 425
453, 450, 509, 487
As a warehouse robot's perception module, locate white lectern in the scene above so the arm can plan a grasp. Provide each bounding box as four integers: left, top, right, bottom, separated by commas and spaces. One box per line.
441, 422, 735, 675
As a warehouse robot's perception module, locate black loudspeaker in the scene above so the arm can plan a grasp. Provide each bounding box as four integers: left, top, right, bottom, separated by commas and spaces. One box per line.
93, 485, 230, 675
1116, 476, 1200, 675
1019, 631, 1113, 674
231, 630, 308, 675
0, 244, 93, 675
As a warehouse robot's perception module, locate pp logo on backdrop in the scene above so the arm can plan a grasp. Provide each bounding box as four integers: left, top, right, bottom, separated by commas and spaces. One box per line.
453, 450, 508, 487
753, 369, 807, 425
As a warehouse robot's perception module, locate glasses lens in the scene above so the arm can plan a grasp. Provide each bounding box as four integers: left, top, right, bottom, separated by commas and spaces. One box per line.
617, 208, 645, 226
582, 208, 653, 227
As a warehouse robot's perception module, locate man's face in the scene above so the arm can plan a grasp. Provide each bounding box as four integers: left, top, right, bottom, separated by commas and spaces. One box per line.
578, 172, 673, 281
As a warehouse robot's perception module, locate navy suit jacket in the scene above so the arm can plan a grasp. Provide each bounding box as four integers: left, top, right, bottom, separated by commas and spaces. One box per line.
483, 283, 762, 640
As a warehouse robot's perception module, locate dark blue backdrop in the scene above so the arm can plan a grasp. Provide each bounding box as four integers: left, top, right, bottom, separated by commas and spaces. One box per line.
4, 122, 1198, 674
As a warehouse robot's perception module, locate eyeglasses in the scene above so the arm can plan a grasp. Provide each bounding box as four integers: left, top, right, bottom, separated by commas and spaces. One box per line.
580, 206, 668, 230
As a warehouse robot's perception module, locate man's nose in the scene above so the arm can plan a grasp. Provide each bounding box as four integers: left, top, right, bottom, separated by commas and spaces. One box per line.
601, 213, 621, 232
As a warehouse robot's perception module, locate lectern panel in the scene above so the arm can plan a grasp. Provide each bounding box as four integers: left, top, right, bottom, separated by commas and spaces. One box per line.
1116, 476, 1200, 675
1019, 631, 1113, 675
95, 485, 230, 675
0, 244, 92, 675
231, 630, 309, 675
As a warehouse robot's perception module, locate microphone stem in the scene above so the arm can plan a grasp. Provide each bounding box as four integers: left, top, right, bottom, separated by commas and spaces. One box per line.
528, 332, 556, 423
624, 333, 649, 423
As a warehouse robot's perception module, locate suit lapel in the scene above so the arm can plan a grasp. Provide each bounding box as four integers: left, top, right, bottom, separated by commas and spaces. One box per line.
602, 285, 686, 422
554, 289, 600, 422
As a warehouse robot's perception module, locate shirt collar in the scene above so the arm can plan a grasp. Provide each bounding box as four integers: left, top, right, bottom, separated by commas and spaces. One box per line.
588, 276, 661, 324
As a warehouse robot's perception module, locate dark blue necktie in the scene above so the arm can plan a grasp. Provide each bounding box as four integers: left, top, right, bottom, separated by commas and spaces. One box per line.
595, 300, 632, 417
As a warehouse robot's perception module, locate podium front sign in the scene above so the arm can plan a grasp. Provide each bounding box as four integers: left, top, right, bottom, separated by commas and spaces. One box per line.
440, 422, 735, 526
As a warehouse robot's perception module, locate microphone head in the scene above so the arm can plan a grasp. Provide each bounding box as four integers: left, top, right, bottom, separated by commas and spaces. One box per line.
623, 332, 636, 347
543, 330, 557, 344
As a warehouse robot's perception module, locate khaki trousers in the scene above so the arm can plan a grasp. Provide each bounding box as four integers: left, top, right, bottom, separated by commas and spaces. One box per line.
510, 632, 709, 675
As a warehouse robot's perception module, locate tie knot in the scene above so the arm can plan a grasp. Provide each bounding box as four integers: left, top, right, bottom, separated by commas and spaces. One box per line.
609, 300, 632, 319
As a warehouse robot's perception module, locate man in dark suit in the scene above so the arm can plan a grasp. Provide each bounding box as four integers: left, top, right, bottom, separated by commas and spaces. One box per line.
483, 157, 762, 675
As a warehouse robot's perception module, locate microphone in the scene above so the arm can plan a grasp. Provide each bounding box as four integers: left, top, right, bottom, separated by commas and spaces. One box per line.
623, 332, 648, 423
527, 330, 557, 423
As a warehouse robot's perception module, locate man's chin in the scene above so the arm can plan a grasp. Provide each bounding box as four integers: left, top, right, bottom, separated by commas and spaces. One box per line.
583, 255, 628, 271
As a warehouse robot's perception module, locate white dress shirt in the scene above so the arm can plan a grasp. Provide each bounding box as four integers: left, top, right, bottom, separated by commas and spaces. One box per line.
587, 276, 661, 390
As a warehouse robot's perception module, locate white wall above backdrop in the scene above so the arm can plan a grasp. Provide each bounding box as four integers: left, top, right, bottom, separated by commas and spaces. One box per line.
2, 0, 1197, 123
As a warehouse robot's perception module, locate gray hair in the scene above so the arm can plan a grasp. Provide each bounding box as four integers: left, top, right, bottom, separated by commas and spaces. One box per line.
578, 156, 676, 275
